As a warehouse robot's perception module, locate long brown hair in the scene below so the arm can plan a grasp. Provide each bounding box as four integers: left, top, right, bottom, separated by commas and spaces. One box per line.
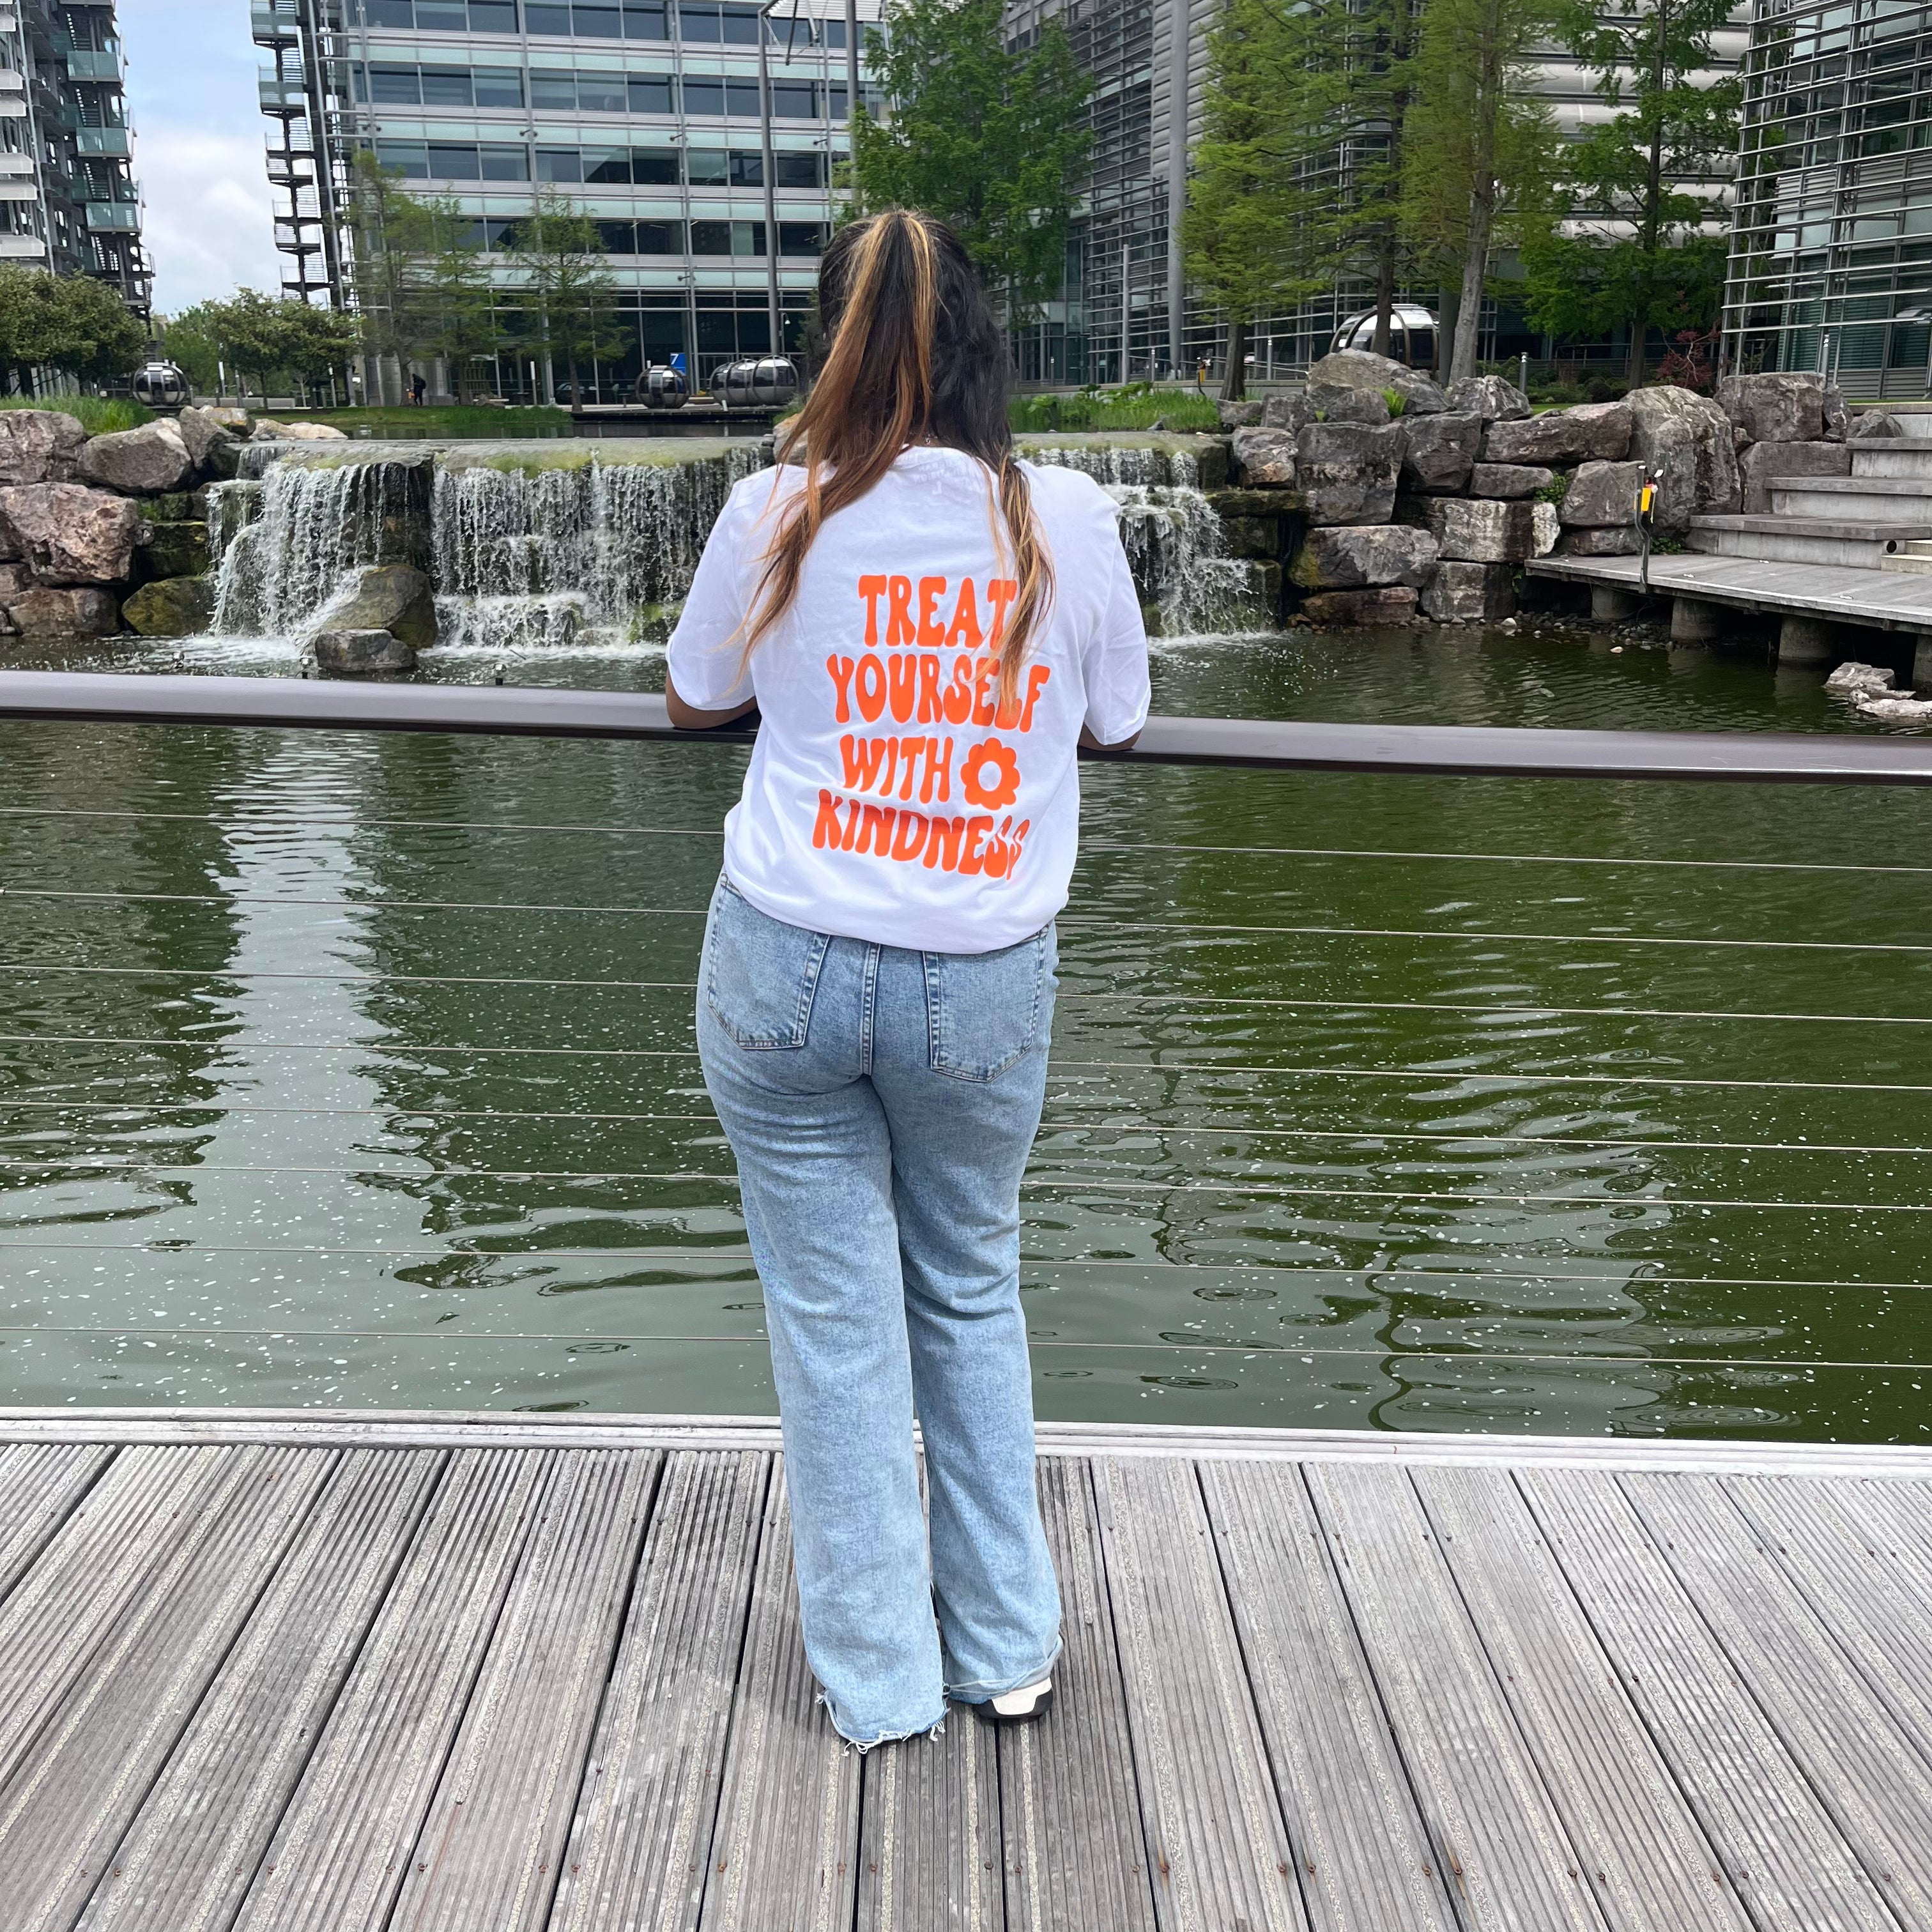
743, 209, 1052, 702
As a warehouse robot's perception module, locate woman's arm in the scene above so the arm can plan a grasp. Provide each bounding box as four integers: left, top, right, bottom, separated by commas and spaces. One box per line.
666, 673, 759, 730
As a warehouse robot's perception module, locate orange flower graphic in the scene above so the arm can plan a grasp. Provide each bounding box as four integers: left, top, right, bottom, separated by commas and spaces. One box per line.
961, 737, 1020, 811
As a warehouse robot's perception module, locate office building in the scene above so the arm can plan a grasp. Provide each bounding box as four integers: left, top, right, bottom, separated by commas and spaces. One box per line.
1722, 0, 1932, 397
0, 0, 151, 316
255, 0, 879, 399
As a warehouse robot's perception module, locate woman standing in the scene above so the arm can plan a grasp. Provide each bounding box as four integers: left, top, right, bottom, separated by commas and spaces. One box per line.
666, 209, 1148, 1750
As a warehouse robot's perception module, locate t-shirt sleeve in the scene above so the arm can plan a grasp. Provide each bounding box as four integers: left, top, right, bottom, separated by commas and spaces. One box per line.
666, 486, 758, 710
1080, 495, 1151, 746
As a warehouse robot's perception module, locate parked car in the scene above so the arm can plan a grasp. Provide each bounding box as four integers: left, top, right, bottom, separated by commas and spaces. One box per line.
1328, 305, 1439, 370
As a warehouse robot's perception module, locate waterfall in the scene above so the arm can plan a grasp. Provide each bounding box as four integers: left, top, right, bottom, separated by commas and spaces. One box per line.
1027, 442, 1266, 636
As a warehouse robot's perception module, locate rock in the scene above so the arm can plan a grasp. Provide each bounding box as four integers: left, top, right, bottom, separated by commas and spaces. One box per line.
313, 627, 417, 675
1294, 420, 1406, 525
1289, 524, 1439, 590
1190, 441, 1230, 491
1825, 661, 1896, 694
1305, 379, 1390, 427
206, 406, 251, 431
1421, 560, 1517, 621
1208, 487, 1297, 517
77, 419, 195, 496
1561, 459, 1646, 527
280, 421, 349, 441
1220, 515, 1283, 559
1230, 427, 1298, 487
1446, 374, 1532, 423
1821, 384, 1850, 441
1244, 559, 1283, 608
1298, 585, 1419, 625
175, 405, 241, 475
1531, 502, 1560, 557
0, 483, 142, 584
1260, 392, 1308, 432
1483, 400, 1632, 466
1400, 495, 1535, 563
142, 520, 210, 579
0, 562, 27, 597
1562, 525, 1643, 555
1216, 400, 1264, 429
1470, 462, 1556, 499
1717, 372, 1825, 443
1853, 692, 1932, 721
0, 410, 86, 486
5, 585, 119, 637
1625, 385, 1740, 522
323, 563, 437, 651
1399, 412, 1480, 493
1733, 425, 1751, 451
1738, 438, 1850, 513
1305, 348, 1448, 415
249, 418, 287, 442
1851, 410, 1906, 440
122, 575, 214, 637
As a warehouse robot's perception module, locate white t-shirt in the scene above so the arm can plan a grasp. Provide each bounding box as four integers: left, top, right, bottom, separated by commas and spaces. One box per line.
666, 446, 1150, 954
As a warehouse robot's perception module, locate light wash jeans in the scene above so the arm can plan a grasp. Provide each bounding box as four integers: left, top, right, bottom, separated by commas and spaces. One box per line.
695, 875, 1062, 1747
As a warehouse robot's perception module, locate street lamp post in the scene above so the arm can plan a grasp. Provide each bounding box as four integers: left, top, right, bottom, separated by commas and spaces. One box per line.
758, 0, 785, 360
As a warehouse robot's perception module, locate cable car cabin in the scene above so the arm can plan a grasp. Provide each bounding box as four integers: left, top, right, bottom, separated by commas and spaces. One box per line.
1328, 306, 1439, 371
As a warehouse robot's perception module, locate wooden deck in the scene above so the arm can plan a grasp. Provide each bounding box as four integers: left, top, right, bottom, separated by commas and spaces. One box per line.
4, 1412, 1932, 1932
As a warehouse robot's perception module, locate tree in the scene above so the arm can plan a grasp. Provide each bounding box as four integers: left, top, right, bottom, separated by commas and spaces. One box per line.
157, 304, 222, 393
1399, 0, 1559, 379
503, 187, 624, 401
0, 268, 146, 397
847, 0, 1089, 319
197, 289, 355, 402
1520, 0, 1742, 383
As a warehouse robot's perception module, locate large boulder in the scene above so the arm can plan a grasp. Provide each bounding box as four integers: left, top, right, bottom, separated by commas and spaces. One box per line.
280, 421, 349, 441
1531, 502, 1560, 557
1821, 384, 1850, 441
1295, 420, 1406, 525
0, 482, 142, 584
1421, 560, 1517, 621
1298, 585, 1419, 625
5, 585, 119, 637
1289, 524, 1439, 590
1304, 348, 1449, 415
1230, 427, 1298, 487
77, 419, 195, 496
1561, 460, 1646, 528
1216, 400, 1263, 429
1306, 379, 1390, 427
1260, 392, 1308, 432
321, 563, 437, 651
175, 405, 242, 475
122, 575, 215, 637
1562, 525, 1643, 556
1446, 374, 1531, 423
1483, 400, 1632, 466
0, 410, 86, 486
1399, 412, 1481, 493
1717, 372, 1825, 444
314, 627, 417, 676
1470, 462, 1555, 499
142, 520, 210, 579
1400, 495, 1536, 563
1625, 385, 1740, 523
1738, 439, 1851, 513
1851, 409, 1906, 440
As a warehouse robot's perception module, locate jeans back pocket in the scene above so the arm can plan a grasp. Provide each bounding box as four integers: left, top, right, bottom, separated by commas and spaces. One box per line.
925, 926, 1055, 1082
703, 878, 831, 1049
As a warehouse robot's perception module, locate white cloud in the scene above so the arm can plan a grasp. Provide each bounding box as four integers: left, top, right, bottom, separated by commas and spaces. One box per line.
134, 126, 283, 316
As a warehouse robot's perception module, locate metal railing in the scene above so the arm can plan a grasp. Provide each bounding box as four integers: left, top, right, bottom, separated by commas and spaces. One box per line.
3, 671, 1931, 1434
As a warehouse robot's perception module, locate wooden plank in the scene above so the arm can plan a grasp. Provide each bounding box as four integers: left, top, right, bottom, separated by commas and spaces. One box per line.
0, 1446, 236, 1787
75, 1448, 445, 1932
229, 1448, 551, 1932
998, 1455, 1154, 1932
697, 1461, 860, 1932
0, 1443, 114, 1602
550, 1451, 770, 1932
1092, 1454, 1304, 1932
1518, 1468, 1898, 1932
0, 1445, 331, 1932
1305, 1462, 1606, 1932
389, 1448, 661, 1932
1200, 1459, 1457, 1932
1614, 1469, 1932, 1927
857, 1701, 1001, 1932
1412, 1466, 1752, 1932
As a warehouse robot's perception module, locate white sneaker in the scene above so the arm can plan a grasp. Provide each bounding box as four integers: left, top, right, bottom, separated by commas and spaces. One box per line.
984, 1677, 1054, 1724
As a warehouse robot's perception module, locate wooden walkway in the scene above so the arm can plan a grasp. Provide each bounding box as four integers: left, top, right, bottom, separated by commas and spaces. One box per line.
4, 1412, 1932, 1932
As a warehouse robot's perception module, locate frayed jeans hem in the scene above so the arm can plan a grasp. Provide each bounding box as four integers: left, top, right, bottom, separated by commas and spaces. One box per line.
817, 1689, 949, 1754
944, 1641, 1062, 1705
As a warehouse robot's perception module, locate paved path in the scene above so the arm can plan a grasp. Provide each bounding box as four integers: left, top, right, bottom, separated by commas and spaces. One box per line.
3, 1409, 1932, 1931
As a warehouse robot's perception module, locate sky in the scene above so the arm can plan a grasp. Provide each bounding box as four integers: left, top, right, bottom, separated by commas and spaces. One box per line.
120, 0, 282, 316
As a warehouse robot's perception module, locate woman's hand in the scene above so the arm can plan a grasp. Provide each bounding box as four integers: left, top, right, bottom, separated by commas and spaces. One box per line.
666, 673, 759, 730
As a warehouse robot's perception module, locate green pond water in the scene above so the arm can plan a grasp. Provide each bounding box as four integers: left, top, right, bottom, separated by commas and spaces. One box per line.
3, 617, 1931, 1440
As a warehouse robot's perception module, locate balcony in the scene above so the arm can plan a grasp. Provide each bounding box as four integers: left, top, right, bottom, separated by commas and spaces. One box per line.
258, 75, 308, 111
75, 126, 129, 156
0, 233, 43, 257
83, 201, 137, 231
61, 49, 121, 81
252, 1, 301, 44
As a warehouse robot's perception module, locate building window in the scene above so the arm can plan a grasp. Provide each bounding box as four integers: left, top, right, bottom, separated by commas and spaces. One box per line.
481, 143, 530, 178
628, 73, 674, 112
681, 77, 762, 116
691, 218, 764, 255
636, 218, 682, 252
778, 220, 822, 256
361, 0, 519, 26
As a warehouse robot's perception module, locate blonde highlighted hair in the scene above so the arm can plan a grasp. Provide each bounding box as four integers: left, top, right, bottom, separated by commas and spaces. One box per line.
742, 209, 1052, 702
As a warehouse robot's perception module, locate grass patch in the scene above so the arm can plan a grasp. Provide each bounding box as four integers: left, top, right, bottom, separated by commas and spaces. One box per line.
0, 395, 154, 434
296, 404, 574, 438
1009, 385, 1223, 433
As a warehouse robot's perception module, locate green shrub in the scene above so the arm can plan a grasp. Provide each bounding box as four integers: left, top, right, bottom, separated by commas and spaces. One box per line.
1534, 478, 1569, 504
1382, 387, 1407, 417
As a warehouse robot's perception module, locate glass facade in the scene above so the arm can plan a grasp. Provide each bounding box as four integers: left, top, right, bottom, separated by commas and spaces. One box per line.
256, 0, 881, 396
0, 2, 151, 316
1724, 0, 1932, 397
